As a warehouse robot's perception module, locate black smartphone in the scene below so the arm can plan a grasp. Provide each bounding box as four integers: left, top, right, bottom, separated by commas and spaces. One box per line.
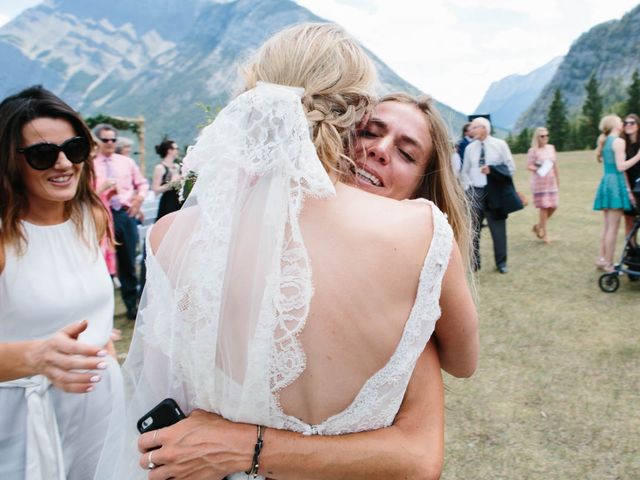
137, 398, 186, 434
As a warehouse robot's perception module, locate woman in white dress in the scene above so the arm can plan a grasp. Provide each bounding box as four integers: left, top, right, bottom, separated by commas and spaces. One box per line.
136, 93, 475, 480
0, 86, 123, 480
98, 23, 477, 479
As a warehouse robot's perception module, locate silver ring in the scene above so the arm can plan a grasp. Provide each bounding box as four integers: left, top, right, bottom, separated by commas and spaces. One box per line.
147, 451, 156, 470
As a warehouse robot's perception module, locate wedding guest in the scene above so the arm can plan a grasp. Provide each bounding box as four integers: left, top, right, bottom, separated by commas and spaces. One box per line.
0, 85, 123, 479
90, 137, 117, 283
151, 137, 182, 221
527, 127, 559, 243
455, 122, 473, 166
138, 137, 183, 293
621, 114, 640, 245
461, 116, 517, 273
127, 92, 475, 480
93, 123, 149, 320
95, 23, 477, 479
593, 114, 640, 272
115, 136, 134, 157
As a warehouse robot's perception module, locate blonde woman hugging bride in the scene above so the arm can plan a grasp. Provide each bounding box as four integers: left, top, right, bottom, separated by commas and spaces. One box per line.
95, 22, 478, 480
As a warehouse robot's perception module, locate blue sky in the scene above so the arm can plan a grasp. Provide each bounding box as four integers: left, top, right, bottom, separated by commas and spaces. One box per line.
2, 0, 639, 113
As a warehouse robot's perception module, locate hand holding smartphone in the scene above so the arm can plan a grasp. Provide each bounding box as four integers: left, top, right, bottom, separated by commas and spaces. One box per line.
137, 398, 186, 433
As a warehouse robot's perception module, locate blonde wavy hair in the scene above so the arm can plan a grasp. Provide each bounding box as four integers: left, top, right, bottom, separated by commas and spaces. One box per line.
379, 93, 473, 269
530, 126, 549, 149
596, 114, 622, 161
243, 22, 376, 177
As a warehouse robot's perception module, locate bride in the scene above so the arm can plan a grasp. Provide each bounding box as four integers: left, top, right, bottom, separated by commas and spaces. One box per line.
96, 22, 477, 479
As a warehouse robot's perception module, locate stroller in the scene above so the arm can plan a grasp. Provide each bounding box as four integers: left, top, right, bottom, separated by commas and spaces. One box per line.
599, 177, 640, 292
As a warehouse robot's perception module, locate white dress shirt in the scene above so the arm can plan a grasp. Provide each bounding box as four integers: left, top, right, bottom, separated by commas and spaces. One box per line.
461, 135, 516, 189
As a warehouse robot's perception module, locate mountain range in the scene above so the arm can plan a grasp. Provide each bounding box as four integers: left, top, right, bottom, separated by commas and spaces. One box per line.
514, 4, 640, 131
474, 56, 563, 130
0, 0, 466, 173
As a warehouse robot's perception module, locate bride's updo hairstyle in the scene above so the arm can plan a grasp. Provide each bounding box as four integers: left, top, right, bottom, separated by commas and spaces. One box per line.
243, 22, 376, 177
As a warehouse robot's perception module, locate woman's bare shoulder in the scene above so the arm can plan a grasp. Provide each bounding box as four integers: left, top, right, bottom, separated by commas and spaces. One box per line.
149, 205, 202, 255
149, 213, 175, 255
346, 189, 434, 261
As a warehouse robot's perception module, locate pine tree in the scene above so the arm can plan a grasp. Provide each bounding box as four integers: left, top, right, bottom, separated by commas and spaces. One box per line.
581, 73, 603, 149
546, 89, 569, 151
625, 69, 640, 115
515, 128, 531, 154
506, 132, 516, 152
566, 120, 583, 150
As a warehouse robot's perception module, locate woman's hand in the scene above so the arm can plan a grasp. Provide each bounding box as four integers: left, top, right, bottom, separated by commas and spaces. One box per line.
137, 410, 255, 480
28, 320, 108, 393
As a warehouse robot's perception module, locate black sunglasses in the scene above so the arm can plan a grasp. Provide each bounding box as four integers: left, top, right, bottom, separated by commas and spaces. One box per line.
99, 137, 117, 143
17, 136, 90, 170
624, 121, 637, 126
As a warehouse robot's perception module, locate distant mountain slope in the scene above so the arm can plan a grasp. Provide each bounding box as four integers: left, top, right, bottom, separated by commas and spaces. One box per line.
514, 4, 640, 131
475, 56, 563, 130
0, 0, 466, 173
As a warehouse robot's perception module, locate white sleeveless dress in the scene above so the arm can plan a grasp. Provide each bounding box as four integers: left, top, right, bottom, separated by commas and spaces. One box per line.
95, 83, 453, 479
276, 200, 452, 437
0, 218, 123, 480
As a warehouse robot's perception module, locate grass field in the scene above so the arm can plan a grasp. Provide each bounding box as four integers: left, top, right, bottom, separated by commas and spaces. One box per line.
443, 151, 638, 479
113, 150, 638, 479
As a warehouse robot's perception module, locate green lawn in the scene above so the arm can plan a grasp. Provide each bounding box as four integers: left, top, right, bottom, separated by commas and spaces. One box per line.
443, 151, 638, 479
113, 150, 638, 479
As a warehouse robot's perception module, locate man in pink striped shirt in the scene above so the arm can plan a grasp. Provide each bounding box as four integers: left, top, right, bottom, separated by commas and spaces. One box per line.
93, 123, 149, 320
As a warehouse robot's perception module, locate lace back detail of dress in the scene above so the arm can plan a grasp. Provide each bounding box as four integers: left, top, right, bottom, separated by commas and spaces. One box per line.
138, 82, 335, 427
279, 200, 454, 436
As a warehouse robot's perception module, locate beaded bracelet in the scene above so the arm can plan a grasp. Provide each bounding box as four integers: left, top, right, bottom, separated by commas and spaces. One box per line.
245, 425, 265, 478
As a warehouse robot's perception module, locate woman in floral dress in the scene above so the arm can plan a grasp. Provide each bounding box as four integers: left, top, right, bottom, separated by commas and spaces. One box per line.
527, 127, 559, 243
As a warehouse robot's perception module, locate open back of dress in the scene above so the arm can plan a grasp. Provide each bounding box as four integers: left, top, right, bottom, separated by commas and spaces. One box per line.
94, 83, 452, 480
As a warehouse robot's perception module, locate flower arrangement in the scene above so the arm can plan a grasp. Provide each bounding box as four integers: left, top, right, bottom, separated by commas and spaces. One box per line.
177, 145, 198, 203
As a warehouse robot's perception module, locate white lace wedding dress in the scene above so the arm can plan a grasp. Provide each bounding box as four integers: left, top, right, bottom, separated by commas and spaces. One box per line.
94, 82, 452, 479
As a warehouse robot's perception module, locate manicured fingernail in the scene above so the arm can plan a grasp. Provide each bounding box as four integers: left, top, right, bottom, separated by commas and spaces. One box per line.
97, 362, 107, 370
86, 386, 94, 392
97, 350, 107, 357
90, 375, 101, 383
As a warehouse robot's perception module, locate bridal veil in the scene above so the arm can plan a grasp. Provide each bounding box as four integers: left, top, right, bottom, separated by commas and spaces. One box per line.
94, 82, 336, 479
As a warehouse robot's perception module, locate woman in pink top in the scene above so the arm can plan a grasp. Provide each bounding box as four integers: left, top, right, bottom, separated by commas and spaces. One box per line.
527, 126, 559, 243
91, 141, 117, 278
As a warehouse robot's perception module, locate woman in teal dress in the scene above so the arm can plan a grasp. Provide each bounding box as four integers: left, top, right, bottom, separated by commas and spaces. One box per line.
593, 114, 640, 272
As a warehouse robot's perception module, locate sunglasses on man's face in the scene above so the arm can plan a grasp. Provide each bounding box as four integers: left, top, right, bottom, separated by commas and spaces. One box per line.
17, 136, 90, 171
100, 137, 117, 143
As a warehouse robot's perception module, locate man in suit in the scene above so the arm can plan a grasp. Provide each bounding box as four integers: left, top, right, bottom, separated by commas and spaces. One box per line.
461, 117, 517, 274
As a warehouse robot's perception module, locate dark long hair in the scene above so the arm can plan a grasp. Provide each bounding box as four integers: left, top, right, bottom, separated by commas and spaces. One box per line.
0, 85, 110, 255
155, 136, 175, 158
621, 113, 640, 158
